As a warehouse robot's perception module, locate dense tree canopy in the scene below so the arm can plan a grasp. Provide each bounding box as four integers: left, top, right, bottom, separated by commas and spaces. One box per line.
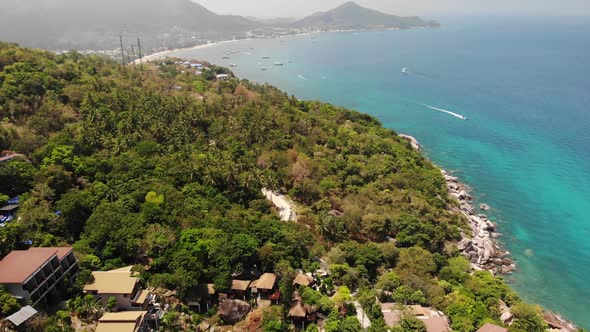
0, 43, 551, 332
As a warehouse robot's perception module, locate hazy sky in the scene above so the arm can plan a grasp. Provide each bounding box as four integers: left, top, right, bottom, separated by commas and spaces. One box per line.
194, 0, 590, 18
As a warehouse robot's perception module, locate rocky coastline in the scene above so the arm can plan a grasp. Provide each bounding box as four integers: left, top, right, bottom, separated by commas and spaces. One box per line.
442, 170, 516, 275
400, 134, 579, 331
399, 134, 515, 274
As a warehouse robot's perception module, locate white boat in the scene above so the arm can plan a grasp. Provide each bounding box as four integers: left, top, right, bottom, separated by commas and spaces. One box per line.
222, 56, 230, 59
401, 67, 409, 74
260, 67, 268, 71
229, 63, 237, 67
274, 62, 283, 66
262, 56, 270, 59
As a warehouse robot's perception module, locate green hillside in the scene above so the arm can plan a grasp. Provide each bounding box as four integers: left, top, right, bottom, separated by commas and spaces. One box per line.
0, 43, 549, 332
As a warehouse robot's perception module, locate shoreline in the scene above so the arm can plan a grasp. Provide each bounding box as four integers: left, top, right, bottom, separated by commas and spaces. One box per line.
401, 134, 578, 331
442, 169, 516, 274
400, 134, 514, 274
135, 26, 436, 64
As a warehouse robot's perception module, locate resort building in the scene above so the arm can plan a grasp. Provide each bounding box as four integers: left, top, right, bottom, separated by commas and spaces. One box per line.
95, 311, 148, 332
188, 283, 216, 312
250, 273, 279, 303
288, 300, 307, 329
231, 279, 251, 300
0, 247, 78, 307
83, 266, 152, 311
476, 323, 509, 332
423, 316, 451, 332
293, 273, 314, 288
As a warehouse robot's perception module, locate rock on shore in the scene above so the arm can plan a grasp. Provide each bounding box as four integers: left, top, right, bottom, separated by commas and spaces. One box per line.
399, 134, 421, 151
442, 170, 516, 275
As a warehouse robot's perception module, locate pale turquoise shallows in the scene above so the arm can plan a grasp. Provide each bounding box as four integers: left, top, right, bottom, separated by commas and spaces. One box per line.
166, 16, 590, 328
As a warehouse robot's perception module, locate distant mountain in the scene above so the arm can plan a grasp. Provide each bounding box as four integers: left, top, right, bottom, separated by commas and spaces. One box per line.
0, 0, 438, 52
0, 0, 257, 50
291, 1, 439, 30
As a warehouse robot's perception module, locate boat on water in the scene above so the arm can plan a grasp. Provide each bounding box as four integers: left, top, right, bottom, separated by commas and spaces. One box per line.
274, 62, 284, 66
262, 56, 270, 59
229, 63, 237, 67
260, 67, 268, 71
222, 56, 230, 59
401, 67, 409, 74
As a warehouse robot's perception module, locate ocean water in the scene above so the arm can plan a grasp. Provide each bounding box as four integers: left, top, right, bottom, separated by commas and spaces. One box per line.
166, 16, 590, 327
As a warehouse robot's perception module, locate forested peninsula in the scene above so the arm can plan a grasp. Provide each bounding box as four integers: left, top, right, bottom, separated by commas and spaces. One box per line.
0, 43, 564, 332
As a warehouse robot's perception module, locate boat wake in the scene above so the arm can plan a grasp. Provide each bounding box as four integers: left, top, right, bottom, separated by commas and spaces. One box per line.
424, 104, 468, 120
297, 74, 307, 80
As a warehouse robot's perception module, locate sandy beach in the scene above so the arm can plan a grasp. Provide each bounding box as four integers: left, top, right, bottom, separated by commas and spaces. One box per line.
135, 38, 253, 64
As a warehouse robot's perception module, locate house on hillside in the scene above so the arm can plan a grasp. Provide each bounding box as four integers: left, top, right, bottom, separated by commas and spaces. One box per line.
476, 323, 508, 332
293, 273, 314, 288
250, 273, 279, 303
288, 291, 316, 330
215, 74, 229, 81
95, 311, 150, 332
0, 247, 77, 308
423, 316, 451, 332
83, 266, 153, 311
187, 283, 216, 312
381, 303, 402, 327
288, 300, 308, 329
230, 279, 251, 300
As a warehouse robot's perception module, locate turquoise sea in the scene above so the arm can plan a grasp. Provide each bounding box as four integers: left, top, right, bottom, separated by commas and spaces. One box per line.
166, 16, 590, 327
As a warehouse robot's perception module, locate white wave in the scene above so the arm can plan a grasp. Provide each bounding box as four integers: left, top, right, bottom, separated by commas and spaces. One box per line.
424, 104, 468, 120
297, 74, 307, 80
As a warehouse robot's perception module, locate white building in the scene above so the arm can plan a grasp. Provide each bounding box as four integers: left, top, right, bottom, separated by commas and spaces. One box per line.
216, 74, 229, 81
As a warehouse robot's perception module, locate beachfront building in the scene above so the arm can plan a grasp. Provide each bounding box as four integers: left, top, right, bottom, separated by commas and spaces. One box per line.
0, 247, 78, 307
83, 266, 152, 311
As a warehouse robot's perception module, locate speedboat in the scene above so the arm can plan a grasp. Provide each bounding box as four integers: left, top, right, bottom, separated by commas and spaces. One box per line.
401, 67, 409, 74
229, 63, 237, 67
274, 62, 283, 66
